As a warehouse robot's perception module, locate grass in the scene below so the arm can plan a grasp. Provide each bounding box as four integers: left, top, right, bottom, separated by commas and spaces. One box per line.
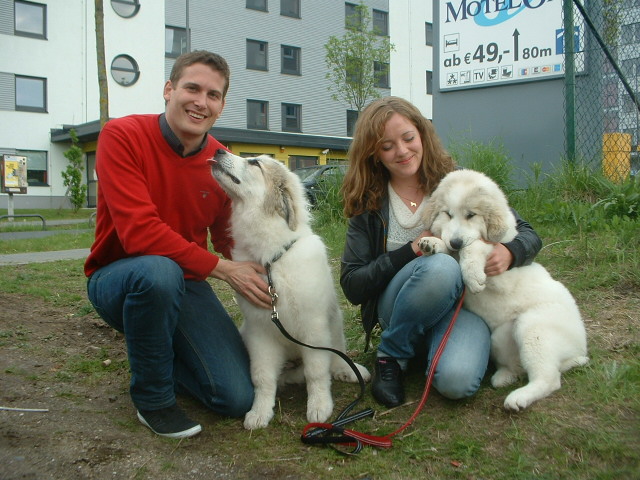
0, 157, 639, 479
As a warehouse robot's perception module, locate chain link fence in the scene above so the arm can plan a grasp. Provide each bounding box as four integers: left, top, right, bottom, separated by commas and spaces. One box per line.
565, 0, 640, 181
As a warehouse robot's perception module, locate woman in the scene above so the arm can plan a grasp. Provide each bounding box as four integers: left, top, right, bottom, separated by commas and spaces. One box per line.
340, 97, 541, 407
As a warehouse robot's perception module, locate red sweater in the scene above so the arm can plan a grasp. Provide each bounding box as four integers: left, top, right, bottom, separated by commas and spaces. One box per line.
84, 114, 233, 281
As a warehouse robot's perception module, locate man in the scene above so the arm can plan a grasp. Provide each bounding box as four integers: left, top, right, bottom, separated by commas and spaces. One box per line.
85, 51, 271, 439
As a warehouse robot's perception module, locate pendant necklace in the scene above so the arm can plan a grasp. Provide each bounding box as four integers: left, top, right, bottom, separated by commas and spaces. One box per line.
394, 189, 421, 208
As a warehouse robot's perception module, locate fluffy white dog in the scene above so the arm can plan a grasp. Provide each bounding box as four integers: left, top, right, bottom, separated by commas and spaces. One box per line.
210, 150, 370, 429
418, 169, 588, 411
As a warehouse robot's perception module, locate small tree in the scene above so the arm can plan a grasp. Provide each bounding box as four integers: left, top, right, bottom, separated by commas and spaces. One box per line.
324, 2, 394, 113
62, 129, 87, 212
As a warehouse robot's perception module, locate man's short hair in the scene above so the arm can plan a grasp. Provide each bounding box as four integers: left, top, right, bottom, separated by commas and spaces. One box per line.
169, 50, 231, 98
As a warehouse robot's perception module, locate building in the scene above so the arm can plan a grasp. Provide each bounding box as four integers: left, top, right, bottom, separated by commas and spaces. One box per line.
1, 0, 404, 209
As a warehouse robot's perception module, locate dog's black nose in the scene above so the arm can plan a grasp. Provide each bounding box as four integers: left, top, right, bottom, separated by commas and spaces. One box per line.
215, 148, 227, 159
449, 238, 463, 250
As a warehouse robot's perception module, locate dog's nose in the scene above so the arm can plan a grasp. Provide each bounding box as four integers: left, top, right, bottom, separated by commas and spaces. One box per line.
213, 148, 227, 161
449, 238, 463, 250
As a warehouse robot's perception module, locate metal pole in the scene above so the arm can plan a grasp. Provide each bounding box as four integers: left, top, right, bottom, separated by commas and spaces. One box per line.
186, 0, 191, 53
564, 0, 576, 163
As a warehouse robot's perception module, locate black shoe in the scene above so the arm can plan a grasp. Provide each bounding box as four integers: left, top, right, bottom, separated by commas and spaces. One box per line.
137, 404, 202, 439
371, 357, 405, 408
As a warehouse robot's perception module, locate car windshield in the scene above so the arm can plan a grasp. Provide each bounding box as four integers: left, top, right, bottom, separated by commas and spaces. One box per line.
293, 167, 324, 181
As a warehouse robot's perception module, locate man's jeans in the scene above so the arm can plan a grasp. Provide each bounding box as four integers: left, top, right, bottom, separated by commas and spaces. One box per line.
377, 253, 491, 399
87, 255, 253, 416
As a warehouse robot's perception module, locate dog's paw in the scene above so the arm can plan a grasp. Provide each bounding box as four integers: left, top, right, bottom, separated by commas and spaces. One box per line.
332, 362, 371, 383
243, 408, 274, 430
306, 395, 333, 423
491, 368, 518, 388
462, 267, 486, 293
418, 237, 447, 256
503, 389, 536, 412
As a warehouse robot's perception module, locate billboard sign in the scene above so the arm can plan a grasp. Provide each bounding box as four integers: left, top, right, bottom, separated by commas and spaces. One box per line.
439, 0, 584, 90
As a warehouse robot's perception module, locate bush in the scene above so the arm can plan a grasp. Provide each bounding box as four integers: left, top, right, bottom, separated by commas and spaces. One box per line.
61, 129, 87, 212
448, 136, 514, 193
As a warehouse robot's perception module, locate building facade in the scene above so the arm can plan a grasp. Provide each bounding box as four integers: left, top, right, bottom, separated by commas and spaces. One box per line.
2, 0, 413, 209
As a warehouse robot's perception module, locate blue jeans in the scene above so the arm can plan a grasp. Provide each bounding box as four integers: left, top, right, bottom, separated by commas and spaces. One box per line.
377, 254, 490, 399
86, 256, 253, 416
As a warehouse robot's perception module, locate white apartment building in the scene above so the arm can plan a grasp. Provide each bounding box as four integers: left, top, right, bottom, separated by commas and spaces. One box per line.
0, 0, 433, 209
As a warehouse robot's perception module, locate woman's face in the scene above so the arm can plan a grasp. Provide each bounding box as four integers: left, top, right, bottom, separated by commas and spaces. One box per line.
376, 113, 423, 182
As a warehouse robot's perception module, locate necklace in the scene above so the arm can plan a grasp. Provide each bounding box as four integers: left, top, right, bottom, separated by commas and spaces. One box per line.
392, 187, 422, 208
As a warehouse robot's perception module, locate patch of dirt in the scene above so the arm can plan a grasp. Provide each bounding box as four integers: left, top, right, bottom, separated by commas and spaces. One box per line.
0, 292, 296, 480
1, 284, 639, 479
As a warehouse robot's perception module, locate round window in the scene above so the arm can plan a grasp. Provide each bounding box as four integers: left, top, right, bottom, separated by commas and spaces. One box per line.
111, 0, 140, 19
110, 55, 140, 86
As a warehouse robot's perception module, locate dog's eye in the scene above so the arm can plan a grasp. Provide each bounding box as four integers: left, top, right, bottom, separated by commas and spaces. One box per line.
247, 159, 263, 170
466, 212, 476, 220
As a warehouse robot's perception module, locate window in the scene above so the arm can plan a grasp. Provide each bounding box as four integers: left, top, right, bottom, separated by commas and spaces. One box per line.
621, 22, 640, 44
346, 56, 363, 84
165, 26, 188, 58
426, 70, 433, 95
346, 110, 358, 137
17, 149, 48, 186
425, 22, 433, 46
14, 0, 46, 39
247, 40, 268, 70
247, 100, 269, 130
111, 0, 140, 18
345, 2, 363, 29
282, 103, 301, 132
372, 9, 388, 36
281, 45, 301, 75
247, 0, 267, 12
374, 61, 390, 89
110, 55, 140, 86
281, 0, 300, 18
15, 75, 46, 112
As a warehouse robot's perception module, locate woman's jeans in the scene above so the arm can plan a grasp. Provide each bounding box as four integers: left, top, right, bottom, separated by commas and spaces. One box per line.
86, 255, 254, 417
377, 253, 490, 399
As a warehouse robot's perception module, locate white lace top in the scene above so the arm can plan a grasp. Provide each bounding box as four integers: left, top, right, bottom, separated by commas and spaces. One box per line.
387, 183, 427, 252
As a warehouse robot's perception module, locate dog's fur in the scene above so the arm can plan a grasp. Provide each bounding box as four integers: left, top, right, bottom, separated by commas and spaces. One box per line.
210, 150, 370, 429
418, 169, 588, 411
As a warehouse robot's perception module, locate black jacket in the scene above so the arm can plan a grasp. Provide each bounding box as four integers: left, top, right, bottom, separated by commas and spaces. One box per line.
340, 197, 542, 350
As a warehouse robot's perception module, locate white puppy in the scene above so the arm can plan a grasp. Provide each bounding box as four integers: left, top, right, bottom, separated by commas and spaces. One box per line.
418, 169, 588, 411
210, 150, 370, 429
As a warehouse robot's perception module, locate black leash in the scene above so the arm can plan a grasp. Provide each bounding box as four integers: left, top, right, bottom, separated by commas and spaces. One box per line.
265, 242, 465, 453
265, 258, 375, 453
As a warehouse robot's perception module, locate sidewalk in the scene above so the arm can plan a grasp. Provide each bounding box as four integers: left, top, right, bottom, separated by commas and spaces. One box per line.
0, 248, 90, 265
0, 218, 92, 266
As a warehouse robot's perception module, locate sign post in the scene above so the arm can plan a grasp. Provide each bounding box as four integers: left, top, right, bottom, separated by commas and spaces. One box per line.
1, 155, 29, 219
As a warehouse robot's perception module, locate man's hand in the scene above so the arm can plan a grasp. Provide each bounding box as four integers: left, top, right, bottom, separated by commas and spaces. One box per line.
210, 259, 272, 309
485, 243, 513, 276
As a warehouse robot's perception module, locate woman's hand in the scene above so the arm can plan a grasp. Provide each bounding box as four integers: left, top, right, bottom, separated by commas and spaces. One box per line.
485, 243, 513, 276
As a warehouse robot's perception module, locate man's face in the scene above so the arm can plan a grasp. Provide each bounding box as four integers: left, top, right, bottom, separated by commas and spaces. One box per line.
163, 63, 226, 153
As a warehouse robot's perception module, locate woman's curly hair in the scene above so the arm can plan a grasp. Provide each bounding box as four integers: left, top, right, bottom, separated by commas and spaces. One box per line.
342, 96, 455, 217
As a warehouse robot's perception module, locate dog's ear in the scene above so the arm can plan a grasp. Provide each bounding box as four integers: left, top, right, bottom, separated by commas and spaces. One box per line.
277, 182, 299, 231
485, 205, 509, 242
264, 170, 299, 231
481, 187, 511, 242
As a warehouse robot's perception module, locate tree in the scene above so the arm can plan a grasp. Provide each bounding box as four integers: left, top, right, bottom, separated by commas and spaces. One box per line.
95, 0, 109, 127
324, 2, 393, 113
62, 129, 88, 212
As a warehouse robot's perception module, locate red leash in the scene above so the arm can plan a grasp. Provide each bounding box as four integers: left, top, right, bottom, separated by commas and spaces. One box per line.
301, 288, 466, 452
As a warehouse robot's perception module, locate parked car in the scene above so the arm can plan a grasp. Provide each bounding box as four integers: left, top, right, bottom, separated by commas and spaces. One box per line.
293, 164, 347, 206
